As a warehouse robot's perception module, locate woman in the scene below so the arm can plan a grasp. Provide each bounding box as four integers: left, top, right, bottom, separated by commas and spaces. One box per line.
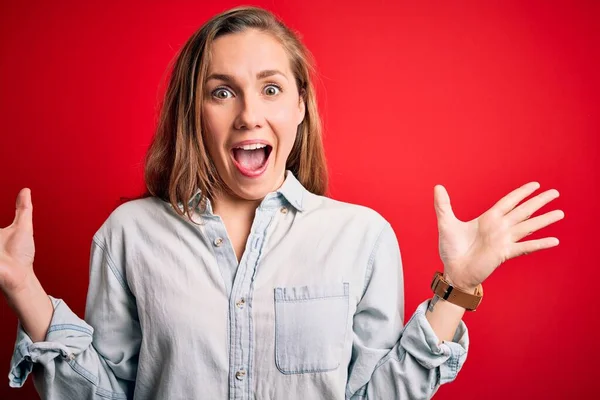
2, 6, 563, 400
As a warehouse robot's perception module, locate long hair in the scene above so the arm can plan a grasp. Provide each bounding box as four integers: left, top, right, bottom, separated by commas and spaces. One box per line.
139, 6, 328, 223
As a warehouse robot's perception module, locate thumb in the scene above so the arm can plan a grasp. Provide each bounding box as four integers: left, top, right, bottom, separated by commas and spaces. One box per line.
13, 188, 33, 232
434, 184, 456, 221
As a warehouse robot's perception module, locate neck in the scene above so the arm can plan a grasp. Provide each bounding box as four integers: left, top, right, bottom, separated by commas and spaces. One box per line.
211, 188, 262, 220
211, 171, 288, 218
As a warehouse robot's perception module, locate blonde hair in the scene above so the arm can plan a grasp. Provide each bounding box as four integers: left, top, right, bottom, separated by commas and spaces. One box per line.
142, 6, 328, 222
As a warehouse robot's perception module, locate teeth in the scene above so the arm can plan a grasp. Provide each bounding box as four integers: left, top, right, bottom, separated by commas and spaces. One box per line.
236, 143, 267, 150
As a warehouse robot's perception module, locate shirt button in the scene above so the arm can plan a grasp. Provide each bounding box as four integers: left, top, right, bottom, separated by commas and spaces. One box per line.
280, 206, 288, 214
213, 237, 223, 247
235, 298, 245, 309
235, 369, 246, 380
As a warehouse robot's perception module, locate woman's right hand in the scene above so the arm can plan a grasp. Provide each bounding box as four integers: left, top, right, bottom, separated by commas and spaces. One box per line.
0, 188, 36, 298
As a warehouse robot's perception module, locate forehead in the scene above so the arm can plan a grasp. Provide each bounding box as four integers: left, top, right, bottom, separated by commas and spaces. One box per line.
207, 29, 292, 77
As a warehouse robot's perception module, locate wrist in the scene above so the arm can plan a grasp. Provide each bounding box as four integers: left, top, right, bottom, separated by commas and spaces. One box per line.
431, 271, 483, 312
6, 273, 54, 342
5, 273, 44, 312
443, 272, 477, 293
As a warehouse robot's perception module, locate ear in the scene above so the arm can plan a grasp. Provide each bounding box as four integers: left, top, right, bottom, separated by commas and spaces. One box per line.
297, 90, 306, 125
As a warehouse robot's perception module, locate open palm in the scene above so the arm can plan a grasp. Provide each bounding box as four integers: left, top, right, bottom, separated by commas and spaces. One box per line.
0, 188, 35, 296
434, 182, 564, 291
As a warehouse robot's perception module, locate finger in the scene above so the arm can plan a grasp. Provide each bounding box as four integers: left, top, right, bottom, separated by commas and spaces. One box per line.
506, 237, 560, 259
511, 210, 565, 242
434, 185, 456, 221
505, 189, 560, 225
493, 182, 540, 216
13, 188, 33, 232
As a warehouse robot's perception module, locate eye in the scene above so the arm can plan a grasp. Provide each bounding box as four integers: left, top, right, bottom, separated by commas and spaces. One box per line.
212, 87, 233, 100
263, 84, 281, 96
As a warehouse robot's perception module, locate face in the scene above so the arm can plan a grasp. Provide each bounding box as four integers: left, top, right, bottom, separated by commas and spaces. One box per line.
202, 29, 305, 202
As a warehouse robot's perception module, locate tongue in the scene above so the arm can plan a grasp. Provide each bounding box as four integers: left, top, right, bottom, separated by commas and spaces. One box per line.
234, 148, 267, 171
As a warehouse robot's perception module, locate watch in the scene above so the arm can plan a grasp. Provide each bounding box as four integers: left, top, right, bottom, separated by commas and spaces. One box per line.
429, 271, 483, 311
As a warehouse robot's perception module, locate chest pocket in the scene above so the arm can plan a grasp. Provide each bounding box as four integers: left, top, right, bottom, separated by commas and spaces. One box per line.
274, 282, 350, 374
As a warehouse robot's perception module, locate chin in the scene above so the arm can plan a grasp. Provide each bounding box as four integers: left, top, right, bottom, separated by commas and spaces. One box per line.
224, 168, 281, 201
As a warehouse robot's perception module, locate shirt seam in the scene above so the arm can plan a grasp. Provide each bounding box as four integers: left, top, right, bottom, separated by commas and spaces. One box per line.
360, 221, 390, 300
66, 359, 128, 399
92, 235, 131, 294
47, 323, 93, 337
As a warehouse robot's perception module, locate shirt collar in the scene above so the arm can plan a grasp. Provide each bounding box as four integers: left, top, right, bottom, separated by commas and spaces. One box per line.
276, 170, 306, 212
177, 170, 307, 214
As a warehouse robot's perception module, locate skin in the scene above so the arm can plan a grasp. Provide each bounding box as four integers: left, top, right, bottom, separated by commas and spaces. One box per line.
426, 182, 564, 341
0, 30, 564, 349
202, 29, 305, 261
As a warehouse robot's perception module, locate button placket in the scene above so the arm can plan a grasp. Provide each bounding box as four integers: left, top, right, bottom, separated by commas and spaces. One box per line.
235, 298, 245, 309
235, 369, 246, 380
228, 206, 277, 399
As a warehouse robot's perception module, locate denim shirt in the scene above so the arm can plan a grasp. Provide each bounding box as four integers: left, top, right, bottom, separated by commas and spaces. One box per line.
8, 170, 468, 400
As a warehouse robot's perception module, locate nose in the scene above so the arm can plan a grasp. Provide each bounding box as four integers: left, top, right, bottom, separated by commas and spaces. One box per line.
234, 93, 264, 130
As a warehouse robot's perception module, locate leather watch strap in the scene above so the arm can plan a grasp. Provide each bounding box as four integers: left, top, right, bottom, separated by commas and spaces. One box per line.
430, 271, 483, 311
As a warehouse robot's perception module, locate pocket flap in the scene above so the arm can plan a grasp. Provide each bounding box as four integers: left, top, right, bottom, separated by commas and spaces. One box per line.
274, 282, 349, 302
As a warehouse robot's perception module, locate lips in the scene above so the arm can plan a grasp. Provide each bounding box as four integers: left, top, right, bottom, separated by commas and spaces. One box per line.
230, 141, 273, 178
231, 139, 273, 149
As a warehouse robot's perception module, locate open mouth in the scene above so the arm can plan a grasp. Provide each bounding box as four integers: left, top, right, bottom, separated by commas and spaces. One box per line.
231, 144, 273, 177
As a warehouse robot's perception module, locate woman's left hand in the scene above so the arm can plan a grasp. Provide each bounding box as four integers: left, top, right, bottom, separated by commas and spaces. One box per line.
434, 182, 564, 292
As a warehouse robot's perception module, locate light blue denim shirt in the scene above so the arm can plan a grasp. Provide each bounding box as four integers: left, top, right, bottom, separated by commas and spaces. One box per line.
8, 170, 468, 399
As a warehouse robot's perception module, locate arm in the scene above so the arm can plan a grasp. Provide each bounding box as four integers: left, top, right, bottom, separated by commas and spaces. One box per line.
5, 274, 54, 343
345, 223, 468, 400
8, 235, 141, 400
425, 295, 468, 344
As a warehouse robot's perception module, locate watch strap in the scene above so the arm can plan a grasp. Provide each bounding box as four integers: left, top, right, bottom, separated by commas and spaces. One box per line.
430, 271, 483, 311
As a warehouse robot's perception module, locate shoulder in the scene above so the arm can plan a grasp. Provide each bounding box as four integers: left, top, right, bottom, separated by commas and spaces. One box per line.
302, 193, 402, 274
93, 196, 174, 245
303, 191, 391, 236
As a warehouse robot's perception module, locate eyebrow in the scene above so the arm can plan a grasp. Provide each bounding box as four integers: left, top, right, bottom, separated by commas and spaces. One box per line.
205, 69, 288, 83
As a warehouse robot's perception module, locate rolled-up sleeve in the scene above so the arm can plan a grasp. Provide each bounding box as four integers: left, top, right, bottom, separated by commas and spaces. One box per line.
7, 234, 141, 399
346, 222, 469, 399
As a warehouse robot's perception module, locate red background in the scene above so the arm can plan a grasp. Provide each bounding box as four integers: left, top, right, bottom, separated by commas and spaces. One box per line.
1, 1, 597, 399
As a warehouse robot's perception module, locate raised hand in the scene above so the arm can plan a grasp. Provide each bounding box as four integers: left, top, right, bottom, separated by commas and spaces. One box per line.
0, 188, 36, 297
433, 182, 564, 291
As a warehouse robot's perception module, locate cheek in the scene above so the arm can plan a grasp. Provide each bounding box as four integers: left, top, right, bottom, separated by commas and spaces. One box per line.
200, 109, 229, 169
203, 106, 220, 132
202, 106, 229, 147
268, 101, 301, 142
